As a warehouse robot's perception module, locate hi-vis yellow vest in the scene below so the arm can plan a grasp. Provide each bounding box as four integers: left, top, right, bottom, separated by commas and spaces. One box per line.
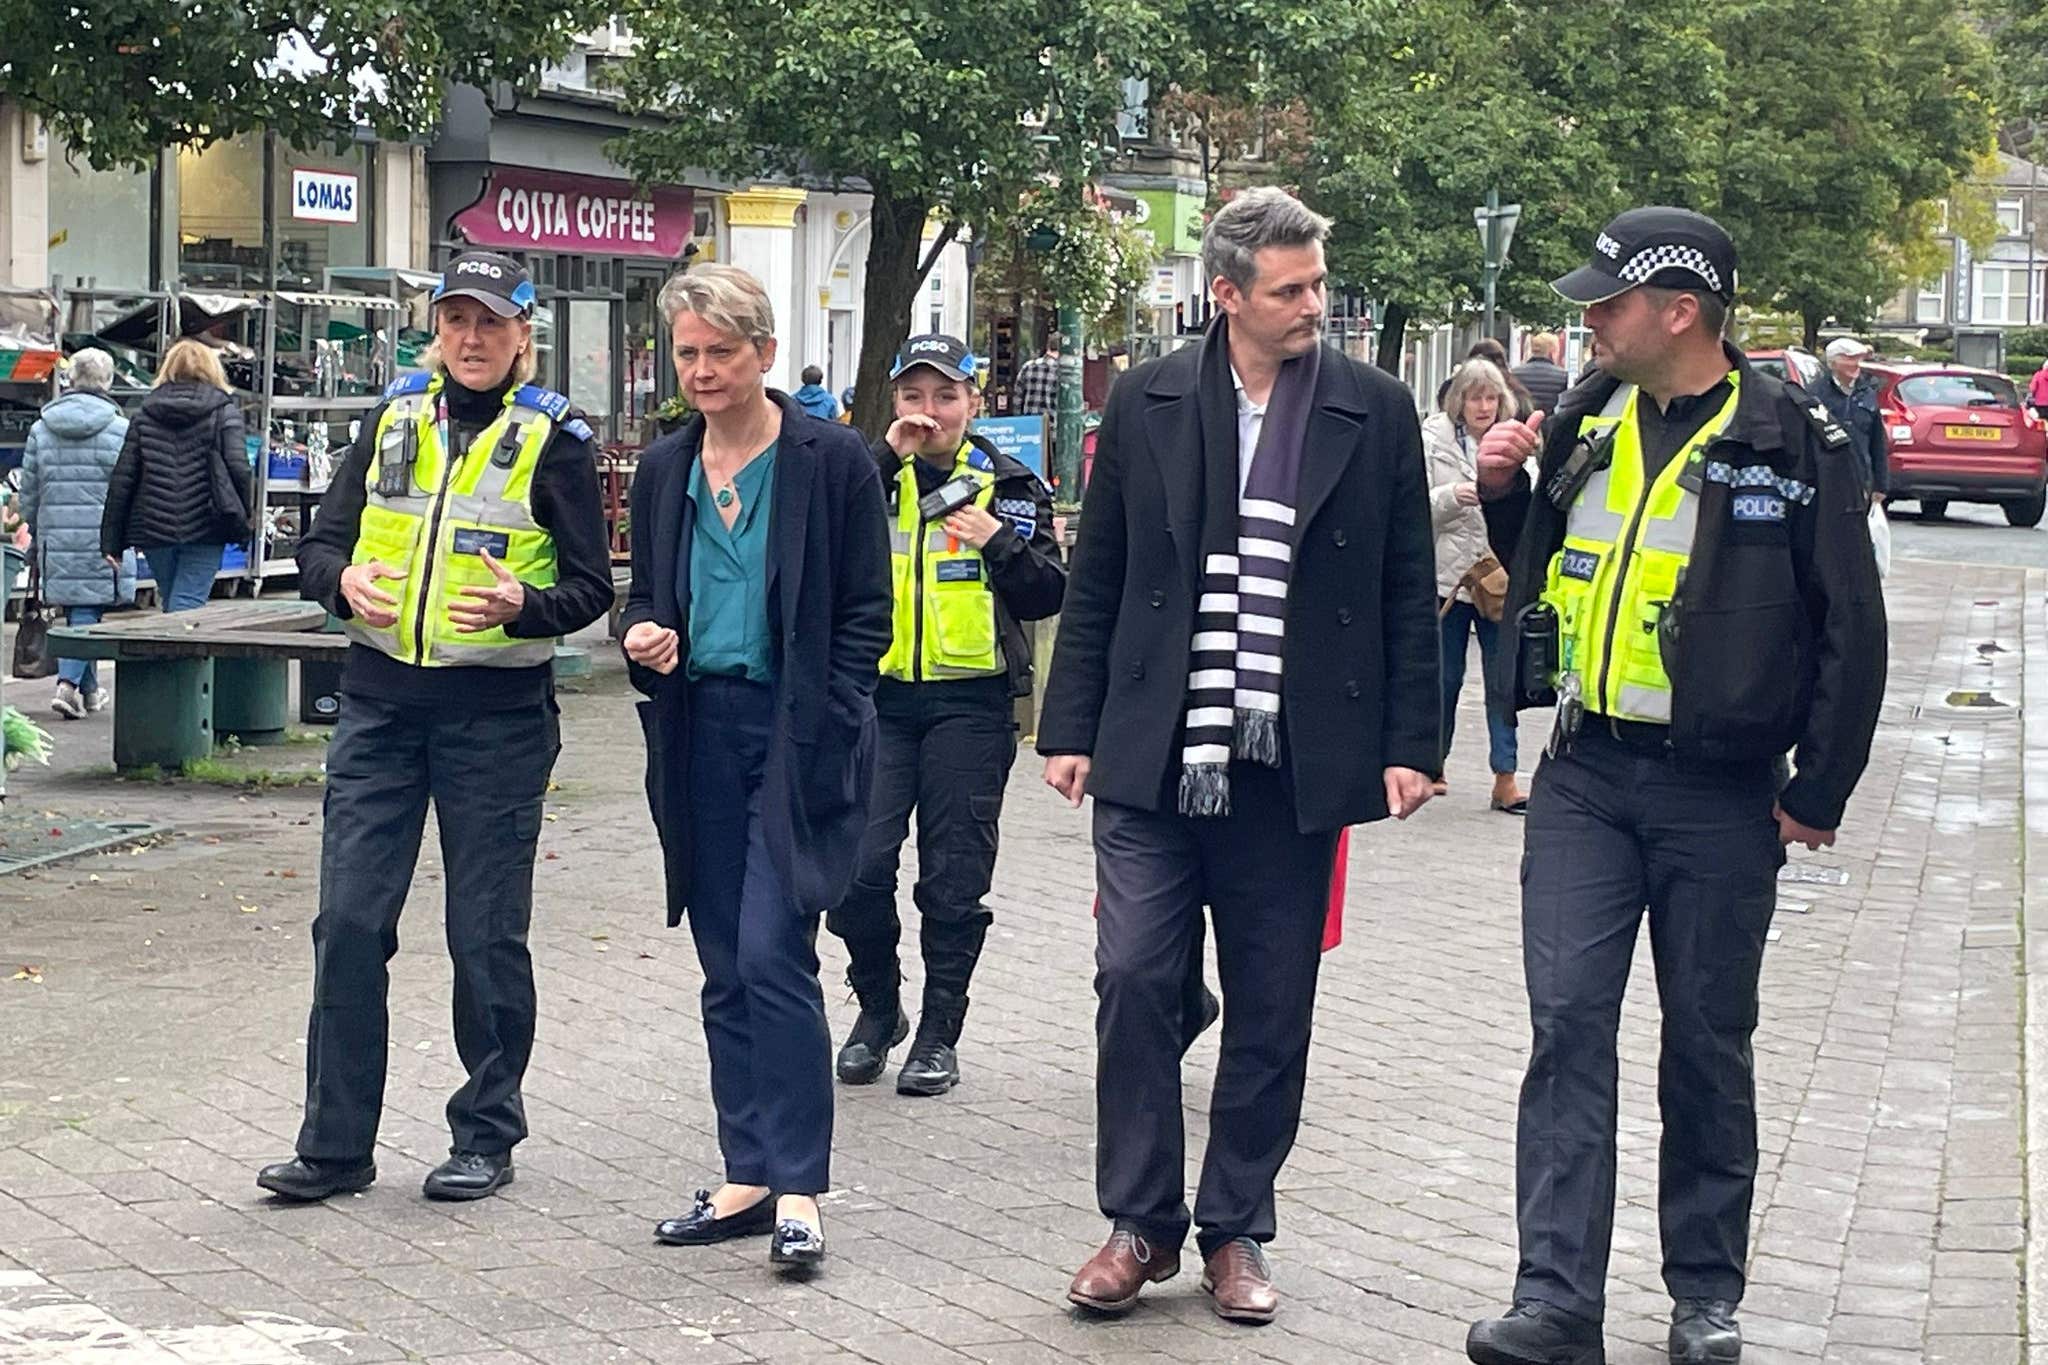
345, 371, 561, 668
880, 441, 1003, 682
1539, 377, 1740, 723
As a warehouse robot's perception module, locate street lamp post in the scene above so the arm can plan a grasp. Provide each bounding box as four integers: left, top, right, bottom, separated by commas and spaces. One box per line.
1054, 307, 1084, 506
1473, 188, 1522, 339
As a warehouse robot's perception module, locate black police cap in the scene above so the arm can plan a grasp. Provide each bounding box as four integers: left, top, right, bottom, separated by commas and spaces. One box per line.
1551, 207, 1737, 306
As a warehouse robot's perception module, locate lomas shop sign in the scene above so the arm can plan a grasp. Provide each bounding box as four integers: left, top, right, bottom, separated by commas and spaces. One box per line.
453, 169, 694, 259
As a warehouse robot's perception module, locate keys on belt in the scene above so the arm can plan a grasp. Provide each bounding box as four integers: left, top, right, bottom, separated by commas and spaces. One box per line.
1546, 673, 1584, 759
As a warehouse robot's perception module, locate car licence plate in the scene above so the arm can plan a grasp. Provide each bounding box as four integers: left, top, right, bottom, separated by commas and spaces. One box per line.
1944, 424, 2003, 441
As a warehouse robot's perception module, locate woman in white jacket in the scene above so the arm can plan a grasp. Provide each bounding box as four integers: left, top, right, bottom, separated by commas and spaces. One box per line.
1422, 358, 1527, 813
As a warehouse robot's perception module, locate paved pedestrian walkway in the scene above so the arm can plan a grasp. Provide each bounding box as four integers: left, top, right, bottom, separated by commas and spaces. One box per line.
0, 555, 2031, 1363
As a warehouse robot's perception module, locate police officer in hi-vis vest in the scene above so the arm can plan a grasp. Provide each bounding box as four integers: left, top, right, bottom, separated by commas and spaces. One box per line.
827, 335, 1065, 1096
258, 251, 613, 1204
1463, 209, 1887, 1365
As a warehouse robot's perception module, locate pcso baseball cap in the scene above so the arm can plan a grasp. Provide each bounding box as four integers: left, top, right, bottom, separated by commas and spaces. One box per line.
1824, 337, 1873, 360
433, 251, 537, 318
1552, 206, 1738, 307
891, 334, 979, 384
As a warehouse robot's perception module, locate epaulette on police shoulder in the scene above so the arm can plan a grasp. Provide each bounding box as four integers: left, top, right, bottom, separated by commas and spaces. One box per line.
559, 411, 596, 444
383, 372, 432, 399
965, 445, 997, 474
1799, 398, 1853, 451
512, 383, 573, 422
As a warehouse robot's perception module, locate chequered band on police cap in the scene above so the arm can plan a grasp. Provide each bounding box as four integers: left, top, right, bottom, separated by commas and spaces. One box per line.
1615, 243, 1724, 294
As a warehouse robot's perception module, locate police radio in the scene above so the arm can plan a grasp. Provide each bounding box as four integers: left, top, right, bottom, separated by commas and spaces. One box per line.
917, 474, 982, 522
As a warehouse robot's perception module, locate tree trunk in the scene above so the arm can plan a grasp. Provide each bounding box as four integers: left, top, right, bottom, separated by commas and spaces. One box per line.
1802, 310, 1823, 351
1374, 302, 1409, 375
851, 191, 933, 439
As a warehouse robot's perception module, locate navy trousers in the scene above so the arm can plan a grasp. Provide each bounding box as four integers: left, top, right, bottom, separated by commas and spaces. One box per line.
1514, 726, 1785, 1321
686, 677, 834, 1194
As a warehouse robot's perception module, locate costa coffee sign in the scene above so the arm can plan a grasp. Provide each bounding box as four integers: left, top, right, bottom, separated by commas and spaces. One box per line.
452, 169, 694, 259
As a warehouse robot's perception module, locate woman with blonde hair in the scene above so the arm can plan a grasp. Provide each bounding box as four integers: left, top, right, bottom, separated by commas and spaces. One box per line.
622, 263, 891, 1270
100, 338, 252, 610
1423, 357, 1527, 813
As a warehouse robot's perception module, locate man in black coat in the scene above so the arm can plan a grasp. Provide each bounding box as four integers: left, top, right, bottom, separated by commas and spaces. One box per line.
1512, 332, 1571, 416
1813, 337, 1890, 502
1039, 187, 1441, 1325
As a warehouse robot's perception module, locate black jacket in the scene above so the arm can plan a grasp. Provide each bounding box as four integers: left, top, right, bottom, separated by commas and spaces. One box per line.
101, 381, 253, 555
1806, 372, 1890, 495
623, 394, 893, 926
298, 375, 615, 712
1512, 357, 1571, 416
875, 431, 1067, 698
1036, 343, 1442, 833
1491, 344, 1887, 830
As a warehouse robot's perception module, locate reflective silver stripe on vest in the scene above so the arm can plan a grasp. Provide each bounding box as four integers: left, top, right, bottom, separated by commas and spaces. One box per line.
430, 638, 556, 667
1616, 682, 1673, 723
1639, 494, 1699, 555
367, 494, 434, 520
889, 526, 914, 554
1564, 385, 1637, 543
341, 620, 398, 652
446, 494, 543, 531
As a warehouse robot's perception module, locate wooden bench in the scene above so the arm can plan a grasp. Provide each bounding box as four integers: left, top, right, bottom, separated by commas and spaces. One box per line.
50, 601, 342, 769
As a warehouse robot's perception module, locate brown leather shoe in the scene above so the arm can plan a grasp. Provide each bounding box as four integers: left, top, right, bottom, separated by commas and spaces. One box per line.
1067, 1229, 1180, 1314
1201, 1237, 1278, 1324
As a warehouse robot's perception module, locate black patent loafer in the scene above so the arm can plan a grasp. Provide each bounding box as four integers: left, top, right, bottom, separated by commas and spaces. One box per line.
422, 1150, 513, 1202
655, 1188, 777, 1246
256, 1155, 376, 1202
769, 1216, 826, 1268
1669, 1299, 1740, 1364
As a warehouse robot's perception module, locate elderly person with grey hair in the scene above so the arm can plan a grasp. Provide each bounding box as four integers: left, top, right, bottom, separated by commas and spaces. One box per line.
620, 263, 890, 1271
1040, 186, 1440, 1322
20, 348, 132, 718
1424, 358, 1527, 813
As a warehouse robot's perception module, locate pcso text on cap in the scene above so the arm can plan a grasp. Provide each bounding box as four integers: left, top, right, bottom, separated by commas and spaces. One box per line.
432, 251, 538, 319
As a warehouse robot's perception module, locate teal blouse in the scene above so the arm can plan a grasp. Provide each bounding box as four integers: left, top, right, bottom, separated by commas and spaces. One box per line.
684, 444, 778, 681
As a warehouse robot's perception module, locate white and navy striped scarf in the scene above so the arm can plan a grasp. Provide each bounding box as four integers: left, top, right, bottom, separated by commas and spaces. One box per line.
1180, 322, 1320, 816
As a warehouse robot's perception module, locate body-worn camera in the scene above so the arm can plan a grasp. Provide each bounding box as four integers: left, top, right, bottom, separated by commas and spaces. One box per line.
918, 474, 982, 521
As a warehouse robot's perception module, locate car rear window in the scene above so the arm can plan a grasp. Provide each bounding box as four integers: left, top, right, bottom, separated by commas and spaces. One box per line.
1896, 373, 2021, 409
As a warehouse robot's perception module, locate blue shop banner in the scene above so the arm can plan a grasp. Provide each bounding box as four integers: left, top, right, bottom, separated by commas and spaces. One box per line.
971, 415, 1047, 481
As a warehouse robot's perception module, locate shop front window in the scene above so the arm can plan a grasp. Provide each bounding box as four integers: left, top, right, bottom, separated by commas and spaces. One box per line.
531, 303, 556, 389
274, 144, 370, 289
177, 135, 268, 288
623, 272, 665, 433
48, 156, 153, 291
568, 298, 614, 430
177, 136, 374, 294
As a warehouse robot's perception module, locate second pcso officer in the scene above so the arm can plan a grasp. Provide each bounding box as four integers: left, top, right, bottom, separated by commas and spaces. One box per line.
827, 334, 1066, 1096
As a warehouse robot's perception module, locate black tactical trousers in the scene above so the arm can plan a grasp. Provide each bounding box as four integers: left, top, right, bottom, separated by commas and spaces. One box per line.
1514, 724, 1785, 1322
296, 692, 560, 1162
827, 677, 1015, 1019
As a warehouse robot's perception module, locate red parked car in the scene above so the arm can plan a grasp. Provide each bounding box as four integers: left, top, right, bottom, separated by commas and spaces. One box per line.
1864, 363, 2048, 527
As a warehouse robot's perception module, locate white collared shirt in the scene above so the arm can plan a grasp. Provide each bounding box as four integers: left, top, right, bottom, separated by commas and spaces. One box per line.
1231, 366, 1266, 497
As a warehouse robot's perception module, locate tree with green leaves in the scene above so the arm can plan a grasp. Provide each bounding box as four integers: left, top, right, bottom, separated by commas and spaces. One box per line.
1297, 0, 1725, 367
1980, 0, 2047, 160
1714, 0, 1995, 347
0, 0, 610, 169
614, 0, 1154, 431
613, 0, 1385, 432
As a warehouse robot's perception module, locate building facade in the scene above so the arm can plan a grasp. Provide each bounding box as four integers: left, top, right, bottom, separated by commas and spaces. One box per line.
1878, 153, 2048, 337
